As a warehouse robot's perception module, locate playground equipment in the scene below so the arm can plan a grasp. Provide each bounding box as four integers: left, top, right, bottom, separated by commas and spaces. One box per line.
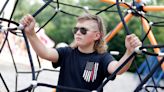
0, 0, 164, 92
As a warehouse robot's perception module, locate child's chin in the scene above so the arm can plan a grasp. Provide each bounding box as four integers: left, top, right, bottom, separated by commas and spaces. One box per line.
76, 43, 83, 47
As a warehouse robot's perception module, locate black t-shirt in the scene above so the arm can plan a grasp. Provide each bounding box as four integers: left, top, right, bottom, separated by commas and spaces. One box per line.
52, 47, 115, 92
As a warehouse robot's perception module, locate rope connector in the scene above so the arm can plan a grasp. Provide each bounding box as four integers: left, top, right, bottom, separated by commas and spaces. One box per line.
121, 0, 125, 3
149, 22, 153, 26
142, 84, 147, 89
1, 26, 7, 32
83, 6, 89, 10
127, 10, 132, 14
39, 67, 44, 71
132, 6, 137, 9
31, 80, 38, 88
138, 11, 145, 15
158, 52, 164, 57
134, 46, 147, 54
110, 51, 120, 56
55, 8, 61, 12
134, 46, 142, 54
18, 24, 24, 30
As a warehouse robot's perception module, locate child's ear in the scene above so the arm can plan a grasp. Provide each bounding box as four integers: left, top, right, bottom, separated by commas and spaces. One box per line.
95, 32, 101, 40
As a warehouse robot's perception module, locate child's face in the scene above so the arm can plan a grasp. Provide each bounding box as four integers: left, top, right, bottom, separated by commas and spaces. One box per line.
74, 20, 101, 48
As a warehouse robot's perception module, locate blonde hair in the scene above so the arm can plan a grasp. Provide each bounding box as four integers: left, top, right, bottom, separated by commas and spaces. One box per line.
70, 13, 108, 54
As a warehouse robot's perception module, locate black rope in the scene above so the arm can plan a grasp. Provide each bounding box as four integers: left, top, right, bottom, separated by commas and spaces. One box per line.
134, 57, 164, 92
142, 50, 159, 56
145, 13, 164, 19
0, 15, 33, 92
96, 4, 116, 15
0, 0, 164, 92
141, 44, 164, 49
6, 2, 20, 89
97, 52, 137, 91
21, 30, 35, 78
60, 10, 79, 17
144, 55, 158, 92
5, 31, 19, 91
0, 0, 9, 15
18, 68, 59, 74
145, 85, 164, 90
133, 58, 143, 84
140, 24, 151, 43
49, 0, 117, 13
44, 1, 79, 17
0, 73, 9, 92
36, 12, 58, 33
17, 0, 53, 91
97, 0, 164, 91
152, 21, 164, 27
32, 0, 53, 17
17, 85, 33, 92
8, 0, 19, 27
116, 0, 130, 35
0, 29, 8, 53
0, 0, 56, 91
132, 44, 164, 56
37, 83, 91, 92
0, 18, 19, 26
44, 0, 118, 16
0, 18, 20, 91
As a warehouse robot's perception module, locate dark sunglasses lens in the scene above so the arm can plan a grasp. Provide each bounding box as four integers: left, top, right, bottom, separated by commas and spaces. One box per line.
73, 27, 78, 34
73, 27, 88, 35
80, 28, 87, 35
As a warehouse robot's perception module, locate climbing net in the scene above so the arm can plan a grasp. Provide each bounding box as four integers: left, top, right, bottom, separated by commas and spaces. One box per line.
0, 0, 164, 92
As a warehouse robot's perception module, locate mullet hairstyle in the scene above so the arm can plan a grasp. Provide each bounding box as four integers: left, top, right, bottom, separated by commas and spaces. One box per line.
70, 13, 108, 54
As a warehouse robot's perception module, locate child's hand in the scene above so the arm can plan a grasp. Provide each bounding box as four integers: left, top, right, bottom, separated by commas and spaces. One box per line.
125, 34, 142, 54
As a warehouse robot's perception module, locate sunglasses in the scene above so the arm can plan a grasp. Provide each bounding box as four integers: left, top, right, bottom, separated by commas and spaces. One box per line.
73, 27, 88, 35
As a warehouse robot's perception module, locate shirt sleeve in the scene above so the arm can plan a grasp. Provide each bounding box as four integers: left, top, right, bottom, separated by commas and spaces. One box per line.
52, 47, 70, 68
101, 52, 115, 78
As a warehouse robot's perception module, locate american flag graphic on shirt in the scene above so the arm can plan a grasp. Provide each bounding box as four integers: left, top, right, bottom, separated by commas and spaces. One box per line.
83, 61, 99, 82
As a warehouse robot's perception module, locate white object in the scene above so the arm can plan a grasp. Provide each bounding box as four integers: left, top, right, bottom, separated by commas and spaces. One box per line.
110, 51, 120, 55
56, 42, 68, 48
134, 46, 142, 54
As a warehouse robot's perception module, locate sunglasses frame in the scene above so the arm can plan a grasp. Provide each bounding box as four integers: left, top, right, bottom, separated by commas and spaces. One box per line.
73, 27, 88, 35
